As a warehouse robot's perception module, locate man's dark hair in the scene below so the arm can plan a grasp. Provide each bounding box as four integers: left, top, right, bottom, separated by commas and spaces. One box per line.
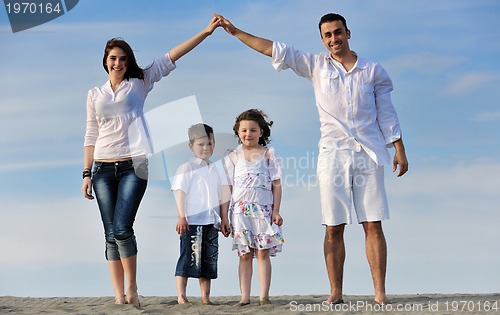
318, 13, 349, 34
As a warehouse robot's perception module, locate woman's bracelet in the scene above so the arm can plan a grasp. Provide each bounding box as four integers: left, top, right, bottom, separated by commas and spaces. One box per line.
82, 168, 92, 179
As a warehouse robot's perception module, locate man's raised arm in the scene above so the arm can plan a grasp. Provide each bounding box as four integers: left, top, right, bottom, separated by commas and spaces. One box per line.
215, 14, 273, 57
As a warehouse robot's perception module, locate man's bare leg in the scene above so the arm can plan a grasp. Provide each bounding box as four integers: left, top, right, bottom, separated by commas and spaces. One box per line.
363, 221, 388, 304
324, 224, 345, 303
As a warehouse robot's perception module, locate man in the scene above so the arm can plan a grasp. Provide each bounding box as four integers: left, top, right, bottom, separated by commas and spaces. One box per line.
216, 13, 408, 304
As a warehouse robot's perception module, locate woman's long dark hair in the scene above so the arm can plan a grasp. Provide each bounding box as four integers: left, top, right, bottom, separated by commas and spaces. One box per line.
102, 38, 144, 80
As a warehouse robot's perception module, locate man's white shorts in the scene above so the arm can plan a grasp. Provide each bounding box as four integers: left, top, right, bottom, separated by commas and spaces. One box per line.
317, 147, 389, 226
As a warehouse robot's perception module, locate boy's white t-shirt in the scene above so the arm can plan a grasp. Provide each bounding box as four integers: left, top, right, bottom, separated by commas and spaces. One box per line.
171, 158, 226, 226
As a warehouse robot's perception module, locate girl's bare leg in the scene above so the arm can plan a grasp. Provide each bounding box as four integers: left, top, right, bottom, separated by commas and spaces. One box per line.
238, 250, 253, 304
256, 249, 271, 304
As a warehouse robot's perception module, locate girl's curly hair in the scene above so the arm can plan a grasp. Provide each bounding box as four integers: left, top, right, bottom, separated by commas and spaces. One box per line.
233, 109, 273, 146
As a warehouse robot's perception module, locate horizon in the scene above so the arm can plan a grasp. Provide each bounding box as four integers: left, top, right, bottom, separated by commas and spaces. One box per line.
0, 0, 499, 297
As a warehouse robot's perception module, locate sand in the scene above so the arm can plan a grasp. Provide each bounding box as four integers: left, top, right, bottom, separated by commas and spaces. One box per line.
0, 294, 499, 314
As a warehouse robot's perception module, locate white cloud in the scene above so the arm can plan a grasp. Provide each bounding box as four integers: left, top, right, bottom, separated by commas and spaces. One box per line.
385, 53, 466, 76
0, 186, 180, 269
387, 158, 500, 198
0, 197, 102, 267
0, 159, 80, 173
442, 72, 499, 96
470, 111, 500, 122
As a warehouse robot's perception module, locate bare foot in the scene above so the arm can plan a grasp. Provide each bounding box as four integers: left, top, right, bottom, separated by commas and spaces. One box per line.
259, 298, 271, 305
326, 294, 344, 304
115, 296, 126, 305
177, 295, 190, 304
374, 298, 390, 305
126, 292, 140, 307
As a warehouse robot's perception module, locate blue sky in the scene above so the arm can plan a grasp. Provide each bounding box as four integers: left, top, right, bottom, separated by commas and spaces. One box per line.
0, 0, 499, 298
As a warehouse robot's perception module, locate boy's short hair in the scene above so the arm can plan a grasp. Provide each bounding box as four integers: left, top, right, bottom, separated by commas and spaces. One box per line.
188, 123, 214, 144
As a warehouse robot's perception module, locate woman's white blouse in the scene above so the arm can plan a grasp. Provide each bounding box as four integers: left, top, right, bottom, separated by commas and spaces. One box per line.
84, 54, 176, 160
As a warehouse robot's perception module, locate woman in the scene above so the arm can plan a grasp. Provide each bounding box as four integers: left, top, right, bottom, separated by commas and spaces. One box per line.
81, 17, 221, 307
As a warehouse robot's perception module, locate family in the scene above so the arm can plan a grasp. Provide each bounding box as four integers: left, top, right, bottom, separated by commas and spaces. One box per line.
81, 13, 408, 308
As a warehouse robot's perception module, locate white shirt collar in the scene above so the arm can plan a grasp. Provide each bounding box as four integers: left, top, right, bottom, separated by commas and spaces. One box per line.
191, 157, 211, 167
323, 51, 367, 71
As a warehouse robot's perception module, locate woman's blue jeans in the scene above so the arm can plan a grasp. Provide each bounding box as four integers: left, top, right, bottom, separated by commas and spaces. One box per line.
92, 158, 148, 261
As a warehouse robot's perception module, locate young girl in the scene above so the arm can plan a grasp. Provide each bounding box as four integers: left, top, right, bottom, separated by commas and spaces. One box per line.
224, 109, 285, 306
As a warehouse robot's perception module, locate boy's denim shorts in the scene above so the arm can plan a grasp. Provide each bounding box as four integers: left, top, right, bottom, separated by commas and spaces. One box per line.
175, 224, 219, 279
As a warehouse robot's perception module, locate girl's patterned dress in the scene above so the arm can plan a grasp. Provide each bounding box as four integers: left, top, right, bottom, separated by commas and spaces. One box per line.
224, 145, 285, 257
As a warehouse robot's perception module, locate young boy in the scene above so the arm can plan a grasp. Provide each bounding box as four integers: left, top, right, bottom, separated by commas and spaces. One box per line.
171, 123, 230, 305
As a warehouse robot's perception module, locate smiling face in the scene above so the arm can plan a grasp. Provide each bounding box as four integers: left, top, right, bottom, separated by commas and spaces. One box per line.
237, 120, 263, 148
320, 20, 351, 57
105, 47, 128, 82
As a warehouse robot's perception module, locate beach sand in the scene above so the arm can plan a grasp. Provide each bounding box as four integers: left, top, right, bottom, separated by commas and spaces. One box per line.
1, 294, 499, 314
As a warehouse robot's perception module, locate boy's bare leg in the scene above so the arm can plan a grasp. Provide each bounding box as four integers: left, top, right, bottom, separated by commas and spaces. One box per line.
363, 221, 388, 304
176, 276, 189, 304
324, 224, 345, 304
108, 260, 126, 304
200, 278, 212, 304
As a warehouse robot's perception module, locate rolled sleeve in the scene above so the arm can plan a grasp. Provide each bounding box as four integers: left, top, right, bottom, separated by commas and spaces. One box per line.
171, 163, 191, 193
144, 53, 176, 91
271, 41, 314, 79
376, 93, 401, 147
374, 65, 402, 147
84, 89, 98, 147
272, 41, 288, 72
